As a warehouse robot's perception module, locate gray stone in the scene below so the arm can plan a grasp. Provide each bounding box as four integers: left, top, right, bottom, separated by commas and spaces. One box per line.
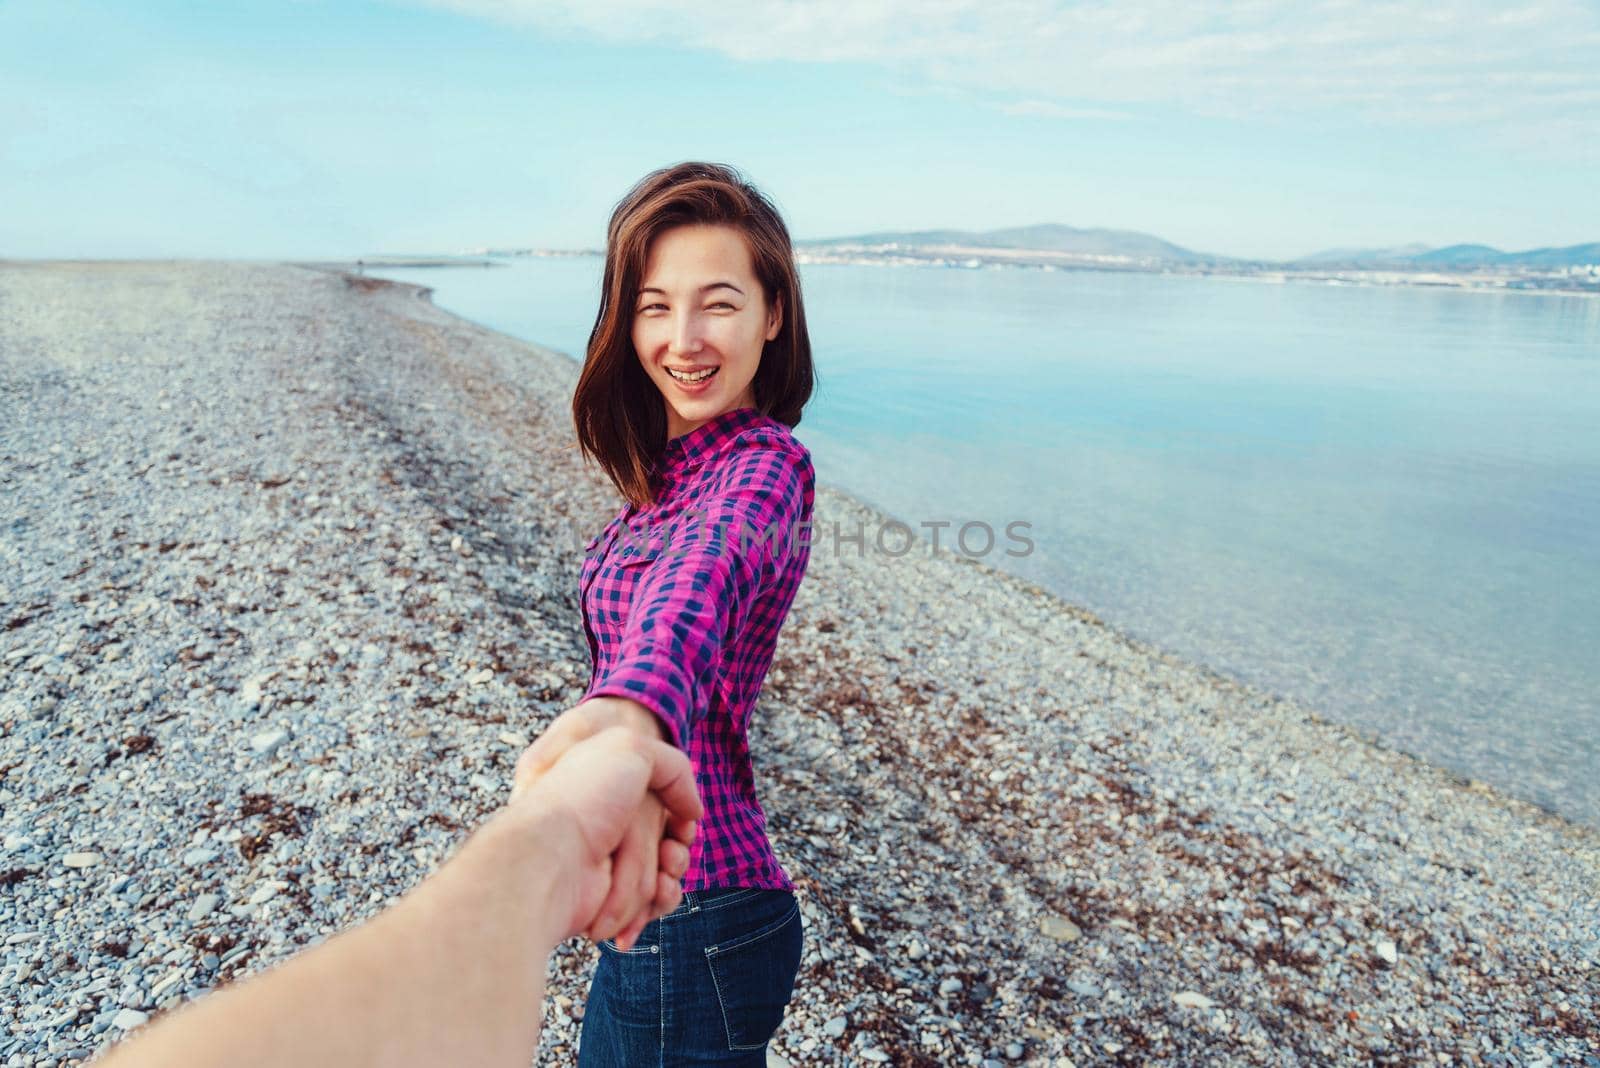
250, 728, 289, 757
1040, 915, 1081, 942
111, 1008, 149, 1030
187, 893, 220, 922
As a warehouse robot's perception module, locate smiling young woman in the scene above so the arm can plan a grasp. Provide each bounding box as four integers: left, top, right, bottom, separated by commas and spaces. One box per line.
631, 224, 781, 439
561, 161, 819, 1065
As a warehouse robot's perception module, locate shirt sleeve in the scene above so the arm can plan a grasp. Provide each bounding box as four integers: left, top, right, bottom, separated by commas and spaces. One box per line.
582, 434, 809, 750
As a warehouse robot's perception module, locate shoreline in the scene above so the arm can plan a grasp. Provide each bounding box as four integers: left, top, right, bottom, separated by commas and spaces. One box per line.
2, 261, 1595, 1065
9, 253, 1598, 300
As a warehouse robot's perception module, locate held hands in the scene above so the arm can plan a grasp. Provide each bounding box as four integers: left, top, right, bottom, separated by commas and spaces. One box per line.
510, 698, 694, 951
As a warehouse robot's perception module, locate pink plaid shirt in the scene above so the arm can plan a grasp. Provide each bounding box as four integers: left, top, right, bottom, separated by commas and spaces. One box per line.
579, 405, 815, 891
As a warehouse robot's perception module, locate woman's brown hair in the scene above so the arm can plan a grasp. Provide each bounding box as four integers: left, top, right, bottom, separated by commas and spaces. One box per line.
573, 161, 815, 508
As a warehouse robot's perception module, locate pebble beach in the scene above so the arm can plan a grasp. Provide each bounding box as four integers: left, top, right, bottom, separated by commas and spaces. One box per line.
1, 260, 1597, 1066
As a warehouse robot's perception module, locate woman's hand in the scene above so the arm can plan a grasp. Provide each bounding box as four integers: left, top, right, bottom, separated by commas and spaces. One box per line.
512, 697, 693, 949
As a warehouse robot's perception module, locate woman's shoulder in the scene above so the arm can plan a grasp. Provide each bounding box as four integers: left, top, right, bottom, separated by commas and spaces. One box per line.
723, 414, 812, 471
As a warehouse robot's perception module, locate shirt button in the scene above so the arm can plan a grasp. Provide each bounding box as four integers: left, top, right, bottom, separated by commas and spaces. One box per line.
651, 945, 660, 954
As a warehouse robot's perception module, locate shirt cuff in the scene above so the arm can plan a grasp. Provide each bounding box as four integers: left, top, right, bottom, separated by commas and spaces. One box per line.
582, 675, 689, 752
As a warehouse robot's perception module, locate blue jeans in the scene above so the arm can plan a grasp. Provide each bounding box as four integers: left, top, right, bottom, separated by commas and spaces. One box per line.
577, 886, 804, 1067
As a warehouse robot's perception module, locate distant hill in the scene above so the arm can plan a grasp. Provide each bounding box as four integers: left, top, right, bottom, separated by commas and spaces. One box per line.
1412, 244, 1508, 266
1297, 242, 1599, 269
1295, 243, 1434, 265
800, 223, 1223, 265
798, 226, 1598, 270
1484, 243, 1600, 268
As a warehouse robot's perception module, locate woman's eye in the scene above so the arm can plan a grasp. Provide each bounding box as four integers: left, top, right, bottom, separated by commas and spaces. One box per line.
710, 302, 734, 310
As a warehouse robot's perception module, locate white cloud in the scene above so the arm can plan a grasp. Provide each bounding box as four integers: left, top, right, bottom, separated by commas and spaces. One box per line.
408, 0, 1600, 135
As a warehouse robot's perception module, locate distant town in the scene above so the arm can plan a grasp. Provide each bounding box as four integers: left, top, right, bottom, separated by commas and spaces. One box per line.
355, 224, 1600, 297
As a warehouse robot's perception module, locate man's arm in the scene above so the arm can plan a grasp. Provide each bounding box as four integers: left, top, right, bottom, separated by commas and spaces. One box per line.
95, 727, 700, 1068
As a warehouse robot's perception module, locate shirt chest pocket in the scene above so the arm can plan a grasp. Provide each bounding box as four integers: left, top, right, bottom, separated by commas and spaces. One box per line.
610, 542, 663, 567
589, 543, 664, 626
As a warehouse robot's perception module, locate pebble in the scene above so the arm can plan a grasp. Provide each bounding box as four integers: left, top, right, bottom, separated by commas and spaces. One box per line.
240, 675, 272, 707
149, 971, 186, 1000
110, 1009, 148, 1031
4, 262, 1598, 1068
187, 893, 220, 922
1040, 915, 1081, 941
1172, 991, 1215, 1009
61, 852, 102, 869
250, 728, 289, 756
823, 1015, 847, 1037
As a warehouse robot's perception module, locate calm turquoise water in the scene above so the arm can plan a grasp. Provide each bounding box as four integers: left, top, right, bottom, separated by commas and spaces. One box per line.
369, 257, 1600, 828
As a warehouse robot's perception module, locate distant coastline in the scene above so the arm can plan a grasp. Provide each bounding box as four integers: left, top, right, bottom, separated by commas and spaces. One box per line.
791, 244, 1600, 298
367, 245, 1600, 298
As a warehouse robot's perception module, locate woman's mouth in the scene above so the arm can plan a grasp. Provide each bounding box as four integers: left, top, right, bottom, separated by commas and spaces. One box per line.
666, 366, 719, 391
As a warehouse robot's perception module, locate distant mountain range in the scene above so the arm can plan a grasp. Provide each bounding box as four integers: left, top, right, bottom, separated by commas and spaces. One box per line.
800, 225, 1599, 269
797, 224, 1221, 265
1295, 243, 1600, 268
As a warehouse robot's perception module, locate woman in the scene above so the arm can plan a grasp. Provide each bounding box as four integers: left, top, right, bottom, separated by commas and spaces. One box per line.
520, 161, 817, 1065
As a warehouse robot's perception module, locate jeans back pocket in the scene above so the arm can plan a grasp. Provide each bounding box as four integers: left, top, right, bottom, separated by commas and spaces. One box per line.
702, 896, 804, 1051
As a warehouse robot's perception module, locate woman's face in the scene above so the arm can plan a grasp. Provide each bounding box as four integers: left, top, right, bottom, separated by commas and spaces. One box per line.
632, 223, 782, 441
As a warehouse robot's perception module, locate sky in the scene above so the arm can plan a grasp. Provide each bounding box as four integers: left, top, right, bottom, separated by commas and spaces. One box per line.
2, 0, 1597, 263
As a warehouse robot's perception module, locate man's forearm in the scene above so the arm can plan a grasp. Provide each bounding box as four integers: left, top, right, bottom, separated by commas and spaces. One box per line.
99, 807, 575, 1068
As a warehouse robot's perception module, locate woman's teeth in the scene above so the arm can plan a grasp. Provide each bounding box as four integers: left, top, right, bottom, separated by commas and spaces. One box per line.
668, 367, 718, 383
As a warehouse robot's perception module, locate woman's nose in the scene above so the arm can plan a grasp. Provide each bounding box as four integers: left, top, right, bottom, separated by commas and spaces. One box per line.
669, 313, 704, 356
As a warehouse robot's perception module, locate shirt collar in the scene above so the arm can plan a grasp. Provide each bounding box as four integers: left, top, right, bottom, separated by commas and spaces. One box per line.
656, 405, 768, 477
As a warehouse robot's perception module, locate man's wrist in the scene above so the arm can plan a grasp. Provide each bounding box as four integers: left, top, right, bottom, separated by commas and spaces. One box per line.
446, 803, 582, 948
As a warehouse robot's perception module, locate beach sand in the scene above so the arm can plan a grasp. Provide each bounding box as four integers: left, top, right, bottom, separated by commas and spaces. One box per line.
1, 260, 1596, 1066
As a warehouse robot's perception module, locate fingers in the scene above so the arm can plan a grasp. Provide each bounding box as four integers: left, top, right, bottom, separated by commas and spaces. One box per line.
654, 871, 683, 914
613, 833, 689, 950
512, 701, 619, 798
588, 811, 653, 944
612, 913, 649, 953
514, 713, 587, 785
639, 734, 704, 825
659, 837, 690, 881
665, 813, 698, 849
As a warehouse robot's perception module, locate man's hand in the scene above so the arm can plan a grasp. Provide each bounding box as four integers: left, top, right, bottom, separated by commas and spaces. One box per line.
509, 722, 701, 947
511, 698, 690, 949
94, 716, 706, 1068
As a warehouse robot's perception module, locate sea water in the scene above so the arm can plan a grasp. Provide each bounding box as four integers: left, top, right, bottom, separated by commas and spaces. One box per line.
369, 256, 1600, 827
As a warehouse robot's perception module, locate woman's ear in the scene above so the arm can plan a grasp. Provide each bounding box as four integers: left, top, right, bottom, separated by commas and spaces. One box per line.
766, 292, 783, 342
